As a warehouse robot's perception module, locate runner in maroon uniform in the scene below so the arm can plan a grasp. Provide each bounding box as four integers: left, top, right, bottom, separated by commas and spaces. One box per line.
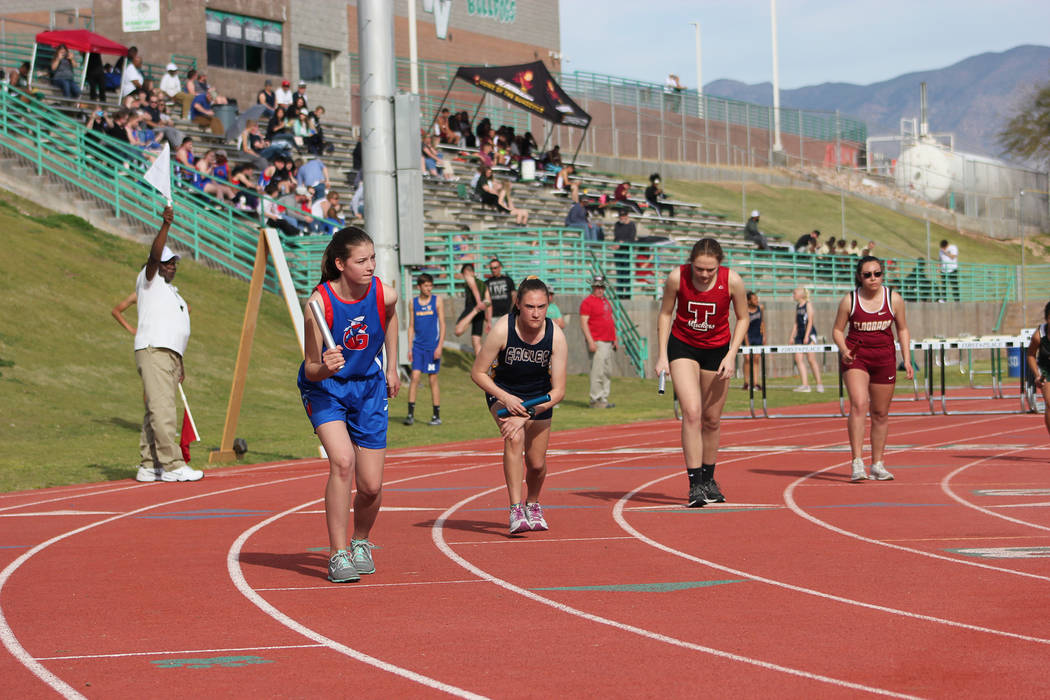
655, 238, 749, 507
832, 255, 913, 482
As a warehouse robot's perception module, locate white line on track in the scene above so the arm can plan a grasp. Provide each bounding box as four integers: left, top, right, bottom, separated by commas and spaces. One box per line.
0, 510, 121, 517
35, 643, 325, 661
446, 536, 635, 545
432, 460, 918, 698
254, 579, 485, 592
940, 459, 1050, 531
226, 463, 492, 700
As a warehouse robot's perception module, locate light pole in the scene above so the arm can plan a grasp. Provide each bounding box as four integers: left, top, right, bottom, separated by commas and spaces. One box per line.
408, 0, 419, 94
770, 0, 783, 153
689, 22, 702, 118
1019, 190, 1026, 318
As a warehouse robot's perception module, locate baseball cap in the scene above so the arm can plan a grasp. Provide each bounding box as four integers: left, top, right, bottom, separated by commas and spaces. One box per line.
160, 245, 179, 263
751, 209, 760, 218
281, 79, 290, 86
591, 275, 606, 287
618, 208, 629, 216
298, 80, 307, 87
165, 62, 177, 72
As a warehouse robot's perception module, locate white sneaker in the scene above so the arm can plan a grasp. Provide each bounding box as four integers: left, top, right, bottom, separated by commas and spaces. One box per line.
816, 384, 825, 393
793, 386, 812, 393
161, 465, 204, 482
135, 466, 162, 482
850, 458, 867, 482
869, 462, 894, 481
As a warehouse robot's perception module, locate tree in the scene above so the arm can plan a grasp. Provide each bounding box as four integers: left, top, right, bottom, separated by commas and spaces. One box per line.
998, 82, 1050, 166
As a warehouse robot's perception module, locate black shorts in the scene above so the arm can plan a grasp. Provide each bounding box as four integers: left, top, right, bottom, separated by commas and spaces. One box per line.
793, 331, 818, 345
485, 392, 553, 421
667, 334, 729, 372
458, 306, 484, 336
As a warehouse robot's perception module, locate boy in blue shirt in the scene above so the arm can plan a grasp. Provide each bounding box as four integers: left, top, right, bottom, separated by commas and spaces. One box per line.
404, 273, 445, 426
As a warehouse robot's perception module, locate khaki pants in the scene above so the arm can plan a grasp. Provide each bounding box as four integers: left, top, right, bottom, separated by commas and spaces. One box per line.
588, 340, 615, 403
136, 347, 187, 473
193, 115, 224, 135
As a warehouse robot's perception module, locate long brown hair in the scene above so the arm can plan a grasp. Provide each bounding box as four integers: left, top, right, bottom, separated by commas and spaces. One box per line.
689, 237, 724, 263
319, 226, 373, 283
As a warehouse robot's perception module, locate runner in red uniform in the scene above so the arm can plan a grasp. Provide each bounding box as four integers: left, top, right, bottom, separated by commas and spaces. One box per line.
832, 255, 913, 482
655, 238, 748, 507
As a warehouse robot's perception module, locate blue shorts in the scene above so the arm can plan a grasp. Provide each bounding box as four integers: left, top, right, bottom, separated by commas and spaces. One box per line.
412, 346, 441, 374
299, 374, 388, 449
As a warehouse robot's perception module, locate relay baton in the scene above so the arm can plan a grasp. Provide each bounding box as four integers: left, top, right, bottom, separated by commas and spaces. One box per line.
308, 299, 338, 351
658, 371, 667, 394
496, 394, 551, 418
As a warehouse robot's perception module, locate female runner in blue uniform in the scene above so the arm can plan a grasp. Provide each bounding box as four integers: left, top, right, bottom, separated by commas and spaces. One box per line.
299, 227, 400, 582
1025, 300, 1050, 440
471, 277, 568, 534
743, 291, 765, 390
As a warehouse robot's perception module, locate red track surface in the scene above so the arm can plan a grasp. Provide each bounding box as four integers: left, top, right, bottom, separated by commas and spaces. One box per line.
2, 402, 1049, 698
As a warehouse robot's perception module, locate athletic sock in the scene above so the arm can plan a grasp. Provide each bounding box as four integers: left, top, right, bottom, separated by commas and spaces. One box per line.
687, 467, 704, 485
701, 463, 715, 482
432, 405, 440, 419
406, 402, 415, 417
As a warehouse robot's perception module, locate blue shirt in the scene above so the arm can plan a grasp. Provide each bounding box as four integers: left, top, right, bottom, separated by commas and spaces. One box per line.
297, 159, 325, 187
412, 295, 439, 349
190, 92, 211, 119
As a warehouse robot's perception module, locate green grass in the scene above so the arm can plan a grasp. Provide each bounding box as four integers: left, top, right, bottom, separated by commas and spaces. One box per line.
667, 179, 1026, 266
0, 188, 1017, 493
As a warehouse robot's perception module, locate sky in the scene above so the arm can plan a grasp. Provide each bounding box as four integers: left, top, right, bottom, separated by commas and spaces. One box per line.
559, 0, 1050, 90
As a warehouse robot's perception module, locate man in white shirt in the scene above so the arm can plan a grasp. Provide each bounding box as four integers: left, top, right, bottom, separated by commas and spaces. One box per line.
159, 62, 181, 98
132, 207, 203, 482
275, 79, 294, 108
938, 239, 959, 302
120, 51, 144, 98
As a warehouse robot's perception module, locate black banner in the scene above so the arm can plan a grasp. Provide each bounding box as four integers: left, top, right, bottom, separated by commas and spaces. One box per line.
454, 61, 591, 129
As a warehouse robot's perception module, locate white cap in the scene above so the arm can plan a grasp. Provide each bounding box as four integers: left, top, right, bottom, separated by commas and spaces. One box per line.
160, 245, 179, 262
166, 62, 177, 71
751, 209, 760, 218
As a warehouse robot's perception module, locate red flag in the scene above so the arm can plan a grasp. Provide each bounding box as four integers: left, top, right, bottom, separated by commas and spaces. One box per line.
180, 409, 199, 462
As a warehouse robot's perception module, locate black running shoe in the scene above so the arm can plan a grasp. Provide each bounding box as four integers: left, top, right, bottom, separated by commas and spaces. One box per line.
703, 479, 725, 503
687, 480, 707, 508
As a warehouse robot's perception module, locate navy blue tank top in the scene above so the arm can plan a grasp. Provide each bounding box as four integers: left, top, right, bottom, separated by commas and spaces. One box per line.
491, 314, 553, 398
747, 306, 763, 343
796, 302, 817, 337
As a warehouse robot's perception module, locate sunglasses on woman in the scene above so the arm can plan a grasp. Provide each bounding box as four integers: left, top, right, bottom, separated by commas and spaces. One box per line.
862, 270, 883, 279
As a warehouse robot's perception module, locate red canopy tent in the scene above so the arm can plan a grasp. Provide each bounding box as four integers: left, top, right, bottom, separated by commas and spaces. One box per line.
29, 29, 128, 90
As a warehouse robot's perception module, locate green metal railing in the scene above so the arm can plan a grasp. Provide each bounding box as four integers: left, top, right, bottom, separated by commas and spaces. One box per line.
587, 252, 648, 377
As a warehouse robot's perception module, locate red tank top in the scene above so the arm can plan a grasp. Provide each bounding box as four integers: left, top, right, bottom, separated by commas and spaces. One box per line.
846, 287, 895, 348
671, 264, 731, 348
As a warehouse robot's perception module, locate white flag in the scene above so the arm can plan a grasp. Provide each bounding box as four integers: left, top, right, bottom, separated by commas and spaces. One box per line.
144, 142, 172, 204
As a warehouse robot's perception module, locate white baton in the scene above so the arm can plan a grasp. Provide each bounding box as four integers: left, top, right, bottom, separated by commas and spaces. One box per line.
308, 299, 338, 351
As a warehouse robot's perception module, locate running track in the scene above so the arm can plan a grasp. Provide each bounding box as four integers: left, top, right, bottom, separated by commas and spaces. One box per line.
2, 403, 1049, 697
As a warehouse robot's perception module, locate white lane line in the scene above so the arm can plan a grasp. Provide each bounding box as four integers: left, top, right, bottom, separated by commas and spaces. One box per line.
0, 471, 332, 700
296, 506, 445, 514
0, 510, 121, 517
432, 463, 917, 698
940, 460, 1050, 532
35, 643, 324, 661
255, 579, 485, 592
227, 463, 491, 700
446, 536, 635, 545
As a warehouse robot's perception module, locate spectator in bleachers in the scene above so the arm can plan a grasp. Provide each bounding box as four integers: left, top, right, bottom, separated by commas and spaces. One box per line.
260, 155, 296, 195
554, 164, 580, 202
309, 105, 334, 155
613, 209, 637, 293
127, 111, 164, 155
292, 108, 322, 154
288, 94, 308, 121
422, 134, 455, 181
794, 229, 820, 253
49, 44, 81, 100
435, 108, 459, 145
174, 136, 196, 181
664, 73, 684, 111
296, 156, 330, 202
190, 87, 225, 136
195, 149, 236, 201
266, 105, 294, 146
349, 180, 365, 219
103, 63, 121, 93
744, 210, 770, 250
644, 174, 675, 219
498, 181, 529, 226
540, 144, 562, 170
475, 165, 510, 214
240, 119, 290, 169
139, 91, 184, 147
275, 79, 293, 108
9, 61, 43, 100
612, 181, 643, 215
517, 131, 539, 161
847, 239, 861, 256
256, 79, 276, 116
263, 181, 301, 237
310, 190, 344, 235
85, 52, 105, 103
295, 81, 309, 107
475, 117, 492, 146
159, 63, 181, 101
564, 200, 602, 242
120, 50, 144, 99
170, 68, 196, 118
450, 110, 474, 147
230, 163, 261, 212
478, 141, 495, 168
822, 235, 837, 256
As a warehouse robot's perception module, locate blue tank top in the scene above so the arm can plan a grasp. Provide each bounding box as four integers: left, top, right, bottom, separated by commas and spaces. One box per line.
491, 314, 553, 399
747, 306, 763, 341
298, 278, 387, 388
796, 302, 817, 337
412, 295, 439, 349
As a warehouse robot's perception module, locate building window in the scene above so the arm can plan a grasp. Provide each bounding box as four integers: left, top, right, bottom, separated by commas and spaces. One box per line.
206, 10, 282, 75
299, 46, 335, 86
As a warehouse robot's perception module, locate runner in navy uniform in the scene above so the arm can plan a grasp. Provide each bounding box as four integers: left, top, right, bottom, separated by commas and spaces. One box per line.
789, 287, 823, 392
471, 277, 568, 534
655, 238, 749, 507
832, 255, 912, 482
1025, 300, 1050, 440
299, 227, 400, 582
743, 291, 765, 390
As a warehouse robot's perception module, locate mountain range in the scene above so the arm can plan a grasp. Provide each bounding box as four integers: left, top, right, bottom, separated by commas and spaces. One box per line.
704, 44, 1050, 162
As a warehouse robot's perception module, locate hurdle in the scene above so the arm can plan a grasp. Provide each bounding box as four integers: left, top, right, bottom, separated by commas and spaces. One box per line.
927, 337, 1028, 415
